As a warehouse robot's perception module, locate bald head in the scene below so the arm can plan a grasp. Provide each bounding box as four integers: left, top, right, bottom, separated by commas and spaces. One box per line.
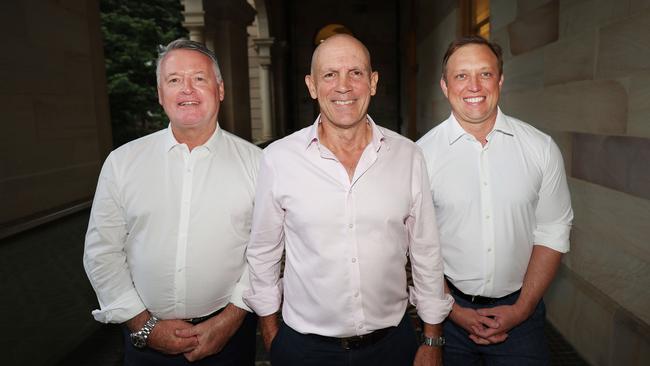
310, 34, 373, 76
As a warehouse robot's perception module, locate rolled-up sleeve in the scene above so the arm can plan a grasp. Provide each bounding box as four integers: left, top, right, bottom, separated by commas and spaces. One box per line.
83, 155, 146, 323
243, 152, 286, 316
533, 138, 573, 253
407, 151, 454, 324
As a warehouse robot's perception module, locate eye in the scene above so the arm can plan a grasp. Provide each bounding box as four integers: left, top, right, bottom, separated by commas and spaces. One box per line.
455, 73, 466, 80
481, 72, 493, 78
351, 70, 363, 77
323, 72, 335, 79
168, 77, 180, 84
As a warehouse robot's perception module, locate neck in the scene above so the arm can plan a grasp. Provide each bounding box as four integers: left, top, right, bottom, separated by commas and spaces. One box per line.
318, 117, 371, 153
171, 122, 217, 151
456, 114, 497, 147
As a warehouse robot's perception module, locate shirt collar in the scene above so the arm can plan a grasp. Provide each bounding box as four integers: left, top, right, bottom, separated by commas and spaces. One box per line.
305, 114, 385, 152
164, 123, 222, 152
447, 107, 513, 145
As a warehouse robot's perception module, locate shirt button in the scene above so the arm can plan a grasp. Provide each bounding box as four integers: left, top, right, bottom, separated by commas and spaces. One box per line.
348, 223, 353, 229
351, 258, 357, 263
487, 248, 492, 252
485, 215, 490, 220
354, 291, 359, 297
358, 325, 363, 329
483, 181, 488, 186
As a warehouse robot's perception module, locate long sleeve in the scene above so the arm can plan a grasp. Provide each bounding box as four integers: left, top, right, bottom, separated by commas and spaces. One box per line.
407, 152, 454, 324
243, 152, 286, 316
533, 137, 573, 252
83, 154, 146, 323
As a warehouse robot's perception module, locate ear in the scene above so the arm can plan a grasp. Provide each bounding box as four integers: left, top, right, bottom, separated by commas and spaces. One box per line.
498, 73, 504, 89
440, 77, 449, 98
370, 71, 379, 96
305, 74, 317, 99
157, 86, 163, 106
218, 81, 225, 101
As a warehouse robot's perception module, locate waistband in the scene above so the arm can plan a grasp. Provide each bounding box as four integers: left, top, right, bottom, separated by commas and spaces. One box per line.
446, 280, 521, 305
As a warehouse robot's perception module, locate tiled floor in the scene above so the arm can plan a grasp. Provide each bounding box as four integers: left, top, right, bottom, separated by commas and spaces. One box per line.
58, 319, 589, 365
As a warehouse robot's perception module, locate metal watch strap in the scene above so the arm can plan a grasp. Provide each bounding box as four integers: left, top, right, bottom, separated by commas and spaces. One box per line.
131, 315, 159, 348
422, 335, 446, 347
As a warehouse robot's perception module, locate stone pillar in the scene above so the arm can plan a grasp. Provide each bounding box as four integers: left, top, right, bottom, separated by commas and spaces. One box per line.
254, 37, 275, 141
180, 0, 205, 43
203, 0, 256, 141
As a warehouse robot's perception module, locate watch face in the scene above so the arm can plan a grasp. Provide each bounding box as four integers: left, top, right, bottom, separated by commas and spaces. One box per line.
130, 332, 146, 348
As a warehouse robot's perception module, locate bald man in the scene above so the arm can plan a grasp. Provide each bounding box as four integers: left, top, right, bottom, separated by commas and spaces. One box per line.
243, 35, 453, 366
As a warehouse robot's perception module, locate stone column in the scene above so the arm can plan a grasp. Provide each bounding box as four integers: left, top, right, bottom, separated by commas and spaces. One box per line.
203, 0, 256, 141
253, 37, 275, 141
180, 0, 205, 43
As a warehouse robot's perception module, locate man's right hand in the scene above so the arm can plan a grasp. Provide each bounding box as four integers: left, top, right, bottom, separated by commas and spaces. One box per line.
126, 311, 198, 354
259, 313, 280, 351
147, 319, 199, 354
449, 303, 508, 345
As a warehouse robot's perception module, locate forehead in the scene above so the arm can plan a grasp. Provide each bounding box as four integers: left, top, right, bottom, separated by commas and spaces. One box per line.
313, 39, 370, 71
447, 44, 498, 70
161, 49, 213, 73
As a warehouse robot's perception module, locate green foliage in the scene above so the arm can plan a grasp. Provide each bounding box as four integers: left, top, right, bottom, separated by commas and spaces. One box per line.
100, 0, 187, 147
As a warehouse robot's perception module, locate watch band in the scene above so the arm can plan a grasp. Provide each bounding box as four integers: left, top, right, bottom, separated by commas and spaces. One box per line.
130, 315, 159, 348
422, 335, 446, 347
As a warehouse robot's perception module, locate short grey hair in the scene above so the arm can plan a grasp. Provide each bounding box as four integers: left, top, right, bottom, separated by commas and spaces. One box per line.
155, 38, 223, 85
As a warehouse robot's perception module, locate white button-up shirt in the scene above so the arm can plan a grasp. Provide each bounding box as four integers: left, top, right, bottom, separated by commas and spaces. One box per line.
244, 117, 453, 337
84, 125, 261, 323
417, 110, 573, 298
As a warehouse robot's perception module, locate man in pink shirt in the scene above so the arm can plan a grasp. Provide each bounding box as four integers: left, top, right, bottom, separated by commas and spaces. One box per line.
244, 34, 453, 366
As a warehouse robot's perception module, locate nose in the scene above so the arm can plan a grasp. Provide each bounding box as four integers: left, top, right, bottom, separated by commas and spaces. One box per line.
468, 75, 481, 92
182, 78, 194, 94
336, 74, 351, 93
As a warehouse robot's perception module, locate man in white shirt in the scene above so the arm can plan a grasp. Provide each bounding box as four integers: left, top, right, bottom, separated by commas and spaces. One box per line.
83, 39, 261, 365
417, 36, 573, 365
244, 34, 452, 366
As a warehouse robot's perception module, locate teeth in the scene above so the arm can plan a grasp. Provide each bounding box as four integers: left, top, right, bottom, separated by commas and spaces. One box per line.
464, 97, 484, 103
334, 100, 354, 105
179, 101, 198, 106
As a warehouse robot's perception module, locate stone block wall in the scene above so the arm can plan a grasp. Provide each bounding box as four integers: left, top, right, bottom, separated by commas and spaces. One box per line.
415, 1, 650, 364
0, 0, 111, 231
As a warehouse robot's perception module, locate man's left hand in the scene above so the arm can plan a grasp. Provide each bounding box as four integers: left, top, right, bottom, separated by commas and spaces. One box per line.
413, 344, 442, 366
473, 304, 527, 339
175, 304, 247, 362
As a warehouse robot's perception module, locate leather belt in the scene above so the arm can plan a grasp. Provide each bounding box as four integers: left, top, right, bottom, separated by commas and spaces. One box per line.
309, 327, 394, 350
185, 307, 224, 325
446, 280, 520, 305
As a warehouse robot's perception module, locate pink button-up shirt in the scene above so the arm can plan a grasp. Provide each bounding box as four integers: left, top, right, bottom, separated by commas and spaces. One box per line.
244, 117, 452, 337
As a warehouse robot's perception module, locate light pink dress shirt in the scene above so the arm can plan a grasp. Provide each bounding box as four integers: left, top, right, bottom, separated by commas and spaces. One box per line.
244, 116, 453, 337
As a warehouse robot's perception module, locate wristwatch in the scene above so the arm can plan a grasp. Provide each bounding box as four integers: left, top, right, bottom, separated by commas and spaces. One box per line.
130, 315, 159, 349
422, 335, 446, 347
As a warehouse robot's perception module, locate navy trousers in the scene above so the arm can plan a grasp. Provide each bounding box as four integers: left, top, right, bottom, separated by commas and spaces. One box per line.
444, 292, 549, 366
270, 313, 419, 366
123, 312, 257, 366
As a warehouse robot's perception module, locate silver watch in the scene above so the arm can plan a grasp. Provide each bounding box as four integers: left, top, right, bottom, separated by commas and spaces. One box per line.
422, 335, 446, 347
130, 315, 159, 349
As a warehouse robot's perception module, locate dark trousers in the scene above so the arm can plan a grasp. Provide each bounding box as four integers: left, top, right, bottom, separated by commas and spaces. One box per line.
444, 292, 549, 366
270, 313, 419, 366
123, 312, 257, 366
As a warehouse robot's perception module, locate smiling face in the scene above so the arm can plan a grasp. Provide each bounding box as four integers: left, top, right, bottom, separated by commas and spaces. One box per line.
441, 43, 503, 129
157, 49, 224, 136
305, 35, 378, 129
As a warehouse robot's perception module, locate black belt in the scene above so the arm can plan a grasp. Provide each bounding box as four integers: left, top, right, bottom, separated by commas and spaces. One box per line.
185, 307, 225, 325
446, 280, 520, 305
308, 326, 394, 350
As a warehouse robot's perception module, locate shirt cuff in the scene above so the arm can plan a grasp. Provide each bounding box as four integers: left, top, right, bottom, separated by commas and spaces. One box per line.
409, 285, 454, 325
229, 282, 252, 312
91, 288, 146, 324
533, 223, 571, 253
242, 279, 283, 317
